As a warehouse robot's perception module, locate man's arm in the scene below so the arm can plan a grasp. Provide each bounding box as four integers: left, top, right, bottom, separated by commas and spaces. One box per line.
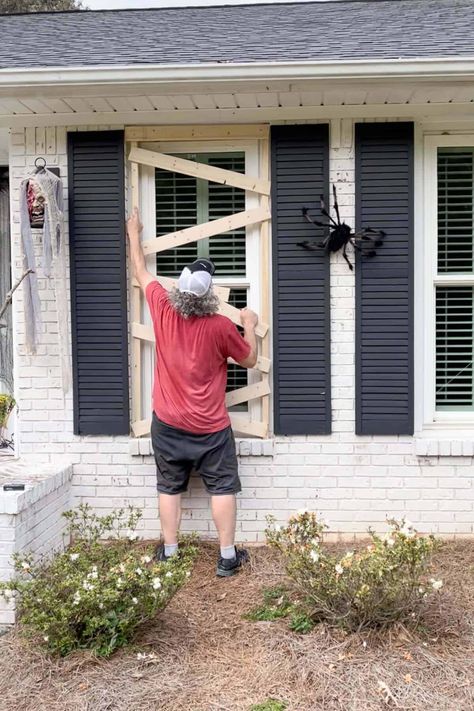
126, 207, 155, 293
238, 308, 258, 369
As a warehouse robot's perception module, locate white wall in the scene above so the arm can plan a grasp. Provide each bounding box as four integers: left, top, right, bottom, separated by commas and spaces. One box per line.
9, 120, 474, 542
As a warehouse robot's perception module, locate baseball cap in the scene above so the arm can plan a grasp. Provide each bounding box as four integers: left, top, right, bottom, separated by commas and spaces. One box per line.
178, 258, 216, 297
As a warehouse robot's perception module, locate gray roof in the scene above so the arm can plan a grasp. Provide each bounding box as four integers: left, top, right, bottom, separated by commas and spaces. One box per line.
0, 0, 473, 70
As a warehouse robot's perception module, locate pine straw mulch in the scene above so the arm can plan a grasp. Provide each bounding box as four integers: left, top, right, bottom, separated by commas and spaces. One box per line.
0, 540, 474, 711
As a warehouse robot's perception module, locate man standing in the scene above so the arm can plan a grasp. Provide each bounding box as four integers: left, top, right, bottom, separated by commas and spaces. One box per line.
127, 208, 258, 577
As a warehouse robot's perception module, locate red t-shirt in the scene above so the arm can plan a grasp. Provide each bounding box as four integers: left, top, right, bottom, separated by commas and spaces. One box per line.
145, 280, 251, 434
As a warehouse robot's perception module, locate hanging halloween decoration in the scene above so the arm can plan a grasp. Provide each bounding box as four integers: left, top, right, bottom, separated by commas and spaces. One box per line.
298, 185, 385, 271
19, 157, 71, 392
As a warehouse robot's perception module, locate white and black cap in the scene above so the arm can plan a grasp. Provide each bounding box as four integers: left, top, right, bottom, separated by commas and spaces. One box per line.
178, 258, 216, 297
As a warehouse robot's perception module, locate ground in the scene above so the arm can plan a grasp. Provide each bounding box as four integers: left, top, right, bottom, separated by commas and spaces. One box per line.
0, 541, 473, 711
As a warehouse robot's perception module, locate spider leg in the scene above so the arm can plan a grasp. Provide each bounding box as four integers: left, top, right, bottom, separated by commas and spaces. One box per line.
319, 194, 339, 228
297, 240, 327, 250
349, 237, 363, 252
342, 241, 354, 271
332, 184, 342, 226
302, 209, 331, 229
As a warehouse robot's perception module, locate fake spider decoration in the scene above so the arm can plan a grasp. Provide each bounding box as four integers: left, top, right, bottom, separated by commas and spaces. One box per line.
298, 185, 385, 271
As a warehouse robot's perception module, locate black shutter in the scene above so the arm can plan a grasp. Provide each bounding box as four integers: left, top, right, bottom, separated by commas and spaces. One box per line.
271, 125, 331, 435
68, 130, 129, 435
355, 122, 414, 435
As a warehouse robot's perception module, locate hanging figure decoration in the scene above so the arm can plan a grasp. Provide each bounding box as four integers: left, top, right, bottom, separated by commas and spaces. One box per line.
19, 157, 71, 393
298, 185, 385, 271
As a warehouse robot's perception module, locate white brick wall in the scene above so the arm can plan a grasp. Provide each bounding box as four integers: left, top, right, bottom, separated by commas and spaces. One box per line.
8, 120, 474, 544
0, 461, 72, 624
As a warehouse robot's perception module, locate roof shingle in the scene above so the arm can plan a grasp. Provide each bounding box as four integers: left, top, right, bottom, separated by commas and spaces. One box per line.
0, 0, 473, 70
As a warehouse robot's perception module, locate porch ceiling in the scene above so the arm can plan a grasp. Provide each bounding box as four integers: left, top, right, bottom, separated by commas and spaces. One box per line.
1, 80, 474, 128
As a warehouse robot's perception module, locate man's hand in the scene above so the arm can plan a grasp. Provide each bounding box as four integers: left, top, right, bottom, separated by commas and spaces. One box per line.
126, 206, 143, 240
240, 308, 258, 330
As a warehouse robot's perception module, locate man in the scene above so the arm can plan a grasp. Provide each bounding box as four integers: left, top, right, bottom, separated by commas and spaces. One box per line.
127, 207, 258, 577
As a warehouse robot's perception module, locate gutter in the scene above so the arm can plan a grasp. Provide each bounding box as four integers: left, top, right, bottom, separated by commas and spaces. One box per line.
0, 58, 474, 88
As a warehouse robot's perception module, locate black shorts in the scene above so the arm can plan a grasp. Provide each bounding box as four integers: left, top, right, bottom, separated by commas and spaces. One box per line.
150, 412, 241, 496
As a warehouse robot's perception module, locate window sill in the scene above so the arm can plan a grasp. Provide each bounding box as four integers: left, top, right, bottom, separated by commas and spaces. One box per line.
414, 434, 474, 457
129, 438, 274, 458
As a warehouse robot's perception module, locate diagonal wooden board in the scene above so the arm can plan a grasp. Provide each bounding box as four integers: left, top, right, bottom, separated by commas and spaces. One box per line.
142, 207, 270, 255
129, 146, 271, 195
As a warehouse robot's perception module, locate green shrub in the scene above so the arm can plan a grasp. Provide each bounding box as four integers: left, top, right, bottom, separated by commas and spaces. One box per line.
0, 504, 197, 657
249, 700, 287, 711
266, 511, 442, 632
244, 586, 292, 622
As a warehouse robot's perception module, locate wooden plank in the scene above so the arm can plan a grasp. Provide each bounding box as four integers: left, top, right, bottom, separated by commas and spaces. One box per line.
142, 207, 270, 255
132, 321, 154, 343
132, 276, 230, 302
125, 124, 269, 142
128, 146, 271, 196
229, 355, 271, 373
218, 299, 268, 339
132, 418, 151, 437
130, 146, 142, 424
229, 415, 268, 439
259, 134, 271, 438
225, 380, 271, 408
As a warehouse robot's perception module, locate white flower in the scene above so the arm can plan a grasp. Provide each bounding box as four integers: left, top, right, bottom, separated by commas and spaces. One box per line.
152, 577, 161, 590
88, 567, 98, 580
310, 550, 320, 563
297, 508, 308, 516
132, 597, 138, 605
98, 602, 104, 609
21, 562, 30, 570
186, 571, 191, 577
135, 568, 143, 576
344, 551, 354, 559
43, 635, 49, 642
165, 571, 173, 578
141, 555, 152, 564
128, 533, 139, 542
3, 589, 13, 600
73, 592, 81, 606
116, 577, 123, 586
386, 537, 395, 547
82, 581, 94, 591
335, 564, 344, 575
69, 553, 79, 562
119, 563, 126, 573
418, 587, 424, 594
431, 579, 443, 591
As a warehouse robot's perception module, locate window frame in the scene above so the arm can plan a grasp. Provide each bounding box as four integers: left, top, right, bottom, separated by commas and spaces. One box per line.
138, 139, 262, 425
422, 133, 474, 427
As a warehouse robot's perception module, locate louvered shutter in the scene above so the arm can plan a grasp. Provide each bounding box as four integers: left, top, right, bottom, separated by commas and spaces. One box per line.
271, 125, 331, 435
355, 122, 414, 435
68, 130, 129, 435
436, 149, 474, 410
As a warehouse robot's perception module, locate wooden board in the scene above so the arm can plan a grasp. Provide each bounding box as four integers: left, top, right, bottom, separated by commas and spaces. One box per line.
129, 146, 271, 196
125, 124, 269, 142
142, 206, 270, 255
130, 145, 142, 424
229, 415, 268, 439
225, 380, 271, 408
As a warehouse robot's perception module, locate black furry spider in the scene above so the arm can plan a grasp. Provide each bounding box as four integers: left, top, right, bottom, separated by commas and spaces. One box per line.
298, 185, 385, 271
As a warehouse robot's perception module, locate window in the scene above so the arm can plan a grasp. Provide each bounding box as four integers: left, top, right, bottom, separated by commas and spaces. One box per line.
138, 142, 262, 423
423, 136, 474, 424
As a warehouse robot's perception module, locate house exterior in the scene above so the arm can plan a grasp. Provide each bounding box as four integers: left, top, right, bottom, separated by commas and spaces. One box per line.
1, 0, 474, 544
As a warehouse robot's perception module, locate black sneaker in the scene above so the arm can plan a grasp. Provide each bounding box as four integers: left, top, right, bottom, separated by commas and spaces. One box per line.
155, 543, 174, 562
216, 548, 249, 577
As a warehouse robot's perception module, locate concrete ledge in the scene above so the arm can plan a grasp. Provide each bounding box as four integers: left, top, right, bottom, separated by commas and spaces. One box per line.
129, 438, 274, 457
414, 439, 474, 457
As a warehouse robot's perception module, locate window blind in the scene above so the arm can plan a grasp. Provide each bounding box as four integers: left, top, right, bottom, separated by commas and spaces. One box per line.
436, 148, 474, 411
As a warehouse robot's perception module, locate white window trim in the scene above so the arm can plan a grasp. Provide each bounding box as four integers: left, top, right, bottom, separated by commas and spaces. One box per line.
139, 139, 262, 425
418, 133, 474, 431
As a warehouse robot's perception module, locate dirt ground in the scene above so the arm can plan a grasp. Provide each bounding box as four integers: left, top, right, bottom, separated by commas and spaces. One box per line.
0, 541, 473, 711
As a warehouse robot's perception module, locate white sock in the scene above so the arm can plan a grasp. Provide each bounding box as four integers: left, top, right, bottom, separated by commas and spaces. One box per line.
220, 545, 236, 560
164, 543, 178, 557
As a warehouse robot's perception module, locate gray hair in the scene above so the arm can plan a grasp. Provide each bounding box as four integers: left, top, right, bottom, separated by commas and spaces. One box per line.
168, 287, 219, 318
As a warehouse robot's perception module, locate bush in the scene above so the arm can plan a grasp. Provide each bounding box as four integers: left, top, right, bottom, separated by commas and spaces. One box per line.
266, 511, 442, 632
0, 505, 197, 657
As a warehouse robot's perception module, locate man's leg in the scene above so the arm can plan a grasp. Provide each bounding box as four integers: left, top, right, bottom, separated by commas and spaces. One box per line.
159, 493, 182, 554
211, 494, 237, 548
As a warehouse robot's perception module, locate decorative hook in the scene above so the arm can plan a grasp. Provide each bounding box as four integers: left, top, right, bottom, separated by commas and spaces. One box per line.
34, 156, 46, 172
